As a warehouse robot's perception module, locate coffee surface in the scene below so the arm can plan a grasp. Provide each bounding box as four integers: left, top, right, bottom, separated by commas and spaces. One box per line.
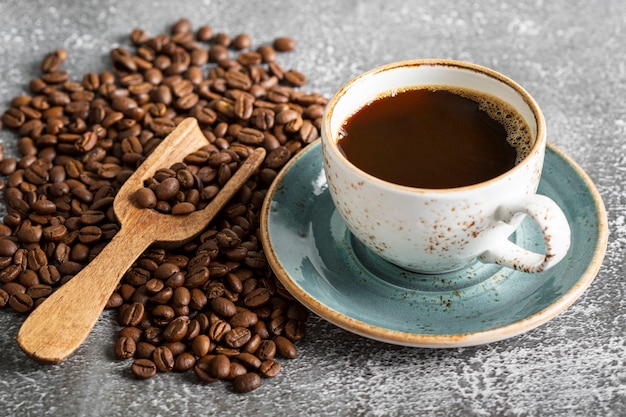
337, 87, 532, 188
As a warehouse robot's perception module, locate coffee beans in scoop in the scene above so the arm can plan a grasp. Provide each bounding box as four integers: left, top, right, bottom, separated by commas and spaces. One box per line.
134, 145, 248, 215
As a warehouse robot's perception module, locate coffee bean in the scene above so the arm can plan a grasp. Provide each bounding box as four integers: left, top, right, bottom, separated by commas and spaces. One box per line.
2, 108, 26, 128
0, 238, 18, 257
235, 352, 261, 370
226, 362, 248, 381
118, 302, 145, 326
257, 45, 277, 63
256, 339, 277, 361
194, 359, 219, 384
162, 316, 189, 342
265, 146, 291, 169
211, 296, 237, 317
135, 341, 157, 360
229, 310, 258, 328
172, 286, 191, 307
243, 287, 271, 308
114, 336, 137, 359
26, 284, 52, 299
173, 352, 196, 372
208, 319, 231, 342
224, 327, 252, 348
171, 202, 195, 215
131, 358, 157, 379
284, 319, 306, 341
8, 292, 34, 313
209, 354, 231, 379
274, 335, 297, 359
273, 37, 296, 52
153, 346, 175, 372
191, 334, 211, 357
118, 326, 143, 344
259, 359, 281, 378
269, 314, 288, 336
232, 372, 262, 393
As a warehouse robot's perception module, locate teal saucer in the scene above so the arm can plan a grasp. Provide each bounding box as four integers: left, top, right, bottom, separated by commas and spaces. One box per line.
260, 140, 608, 347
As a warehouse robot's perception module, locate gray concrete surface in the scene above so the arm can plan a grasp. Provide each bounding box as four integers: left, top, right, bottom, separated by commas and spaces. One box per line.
0, 0, 624, 416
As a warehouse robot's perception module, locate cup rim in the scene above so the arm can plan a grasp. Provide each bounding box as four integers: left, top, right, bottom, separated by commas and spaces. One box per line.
321, 59, 547, 194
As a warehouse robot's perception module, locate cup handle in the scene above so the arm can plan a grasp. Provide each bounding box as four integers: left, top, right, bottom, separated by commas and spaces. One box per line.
479, 195, 571, 273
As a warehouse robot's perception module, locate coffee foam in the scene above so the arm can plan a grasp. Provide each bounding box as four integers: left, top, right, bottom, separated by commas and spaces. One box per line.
394, 85, 534, 164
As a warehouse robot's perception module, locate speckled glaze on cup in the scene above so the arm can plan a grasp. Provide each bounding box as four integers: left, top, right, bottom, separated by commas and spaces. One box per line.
321, 59, 571, 273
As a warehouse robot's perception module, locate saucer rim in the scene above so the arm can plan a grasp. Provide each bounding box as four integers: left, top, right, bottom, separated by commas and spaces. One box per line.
260, 140, 609, 348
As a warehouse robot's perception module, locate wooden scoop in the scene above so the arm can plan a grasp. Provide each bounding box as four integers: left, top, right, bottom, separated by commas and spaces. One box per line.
16, 117, 266, 364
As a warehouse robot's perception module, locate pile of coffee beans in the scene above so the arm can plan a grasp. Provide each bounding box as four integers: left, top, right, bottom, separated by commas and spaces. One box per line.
134, 145, 246, 214
0, 18, 327, 393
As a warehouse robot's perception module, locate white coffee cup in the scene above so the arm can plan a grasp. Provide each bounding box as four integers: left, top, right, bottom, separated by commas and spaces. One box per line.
321, 59, 571, 273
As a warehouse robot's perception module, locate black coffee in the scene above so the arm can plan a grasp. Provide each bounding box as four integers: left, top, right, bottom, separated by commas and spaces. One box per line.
337, 87, 532, 188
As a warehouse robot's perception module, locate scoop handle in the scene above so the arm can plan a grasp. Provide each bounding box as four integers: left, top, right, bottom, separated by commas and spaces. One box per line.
16, 227, 150, 364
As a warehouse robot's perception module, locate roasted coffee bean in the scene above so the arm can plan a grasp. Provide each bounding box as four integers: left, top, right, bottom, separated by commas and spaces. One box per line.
162, 316, 189, 342
143, 326, 164, 345
155, 177, 180, 200
268, 314, 288, 336
235, 352, 261, 370
265, 146, 291, 169
284, 69, 308, 87
194, 359, 218, 384
153, 346, 175, 372
151, 286, 174, 306
273, 37, 296, 52
259, 359, 281, 378
26, 284, 52, 299
242, 332, 261, 354
232, 372, 262, 393
151, 304, 175, 326
209, 354, 231, 379
257, 45, 277, 63
2, 108, 26, 128
2, 282, 26, 297
211, 296, 237, 317
1, 264, 22, 284
8, 292, 34, 313
114, 336, 137, 359
174, 352, 196, 372
171, 202, 195, 215
134, 187, 157, 209
135, 341, 157, 359
256, 339, 276, 361
18, 270, 39, 288
38, 265, 61, 285
208, 319, 231, 342
131, 358, 157, 379
226, 362, 248, 381
118, 302, 145, 326
118, 326, 143, 343
191, 334, 212, 357
229, 310, 258, 328
189, 288, 209, 311
274, 335, 297, 359
224, 327, 251, 348
0, 238, 18, 257
243, 287, 271, 308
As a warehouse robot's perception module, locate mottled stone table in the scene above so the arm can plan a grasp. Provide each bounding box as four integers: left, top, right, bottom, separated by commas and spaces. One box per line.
0, 0, 624, 416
